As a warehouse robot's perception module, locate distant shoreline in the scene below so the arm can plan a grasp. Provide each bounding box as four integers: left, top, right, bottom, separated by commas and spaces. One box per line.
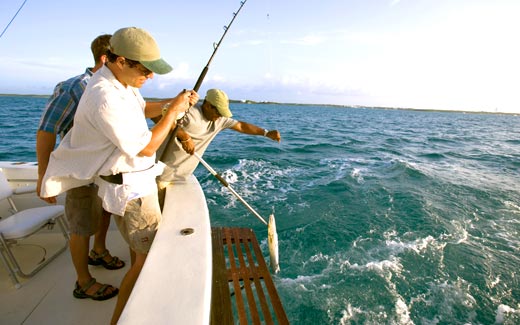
0, 93, 517, 116
0, 94, 51, 99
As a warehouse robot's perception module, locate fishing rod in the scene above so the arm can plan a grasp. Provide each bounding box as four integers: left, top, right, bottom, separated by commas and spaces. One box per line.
0, 0, 28, 39
159, 0, 249, 162
192, 0, 248, 92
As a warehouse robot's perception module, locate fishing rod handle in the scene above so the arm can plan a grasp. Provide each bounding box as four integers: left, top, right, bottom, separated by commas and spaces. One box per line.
193, 67, 209, 92
214, 173, 229, 187
195, 153, 230, 186
165, 66, 207, 142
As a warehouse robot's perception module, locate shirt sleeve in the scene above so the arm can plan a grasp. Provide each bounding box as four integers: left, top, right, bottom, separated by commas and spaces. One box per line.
219, 117, 239, 130
38, 84, 74, 134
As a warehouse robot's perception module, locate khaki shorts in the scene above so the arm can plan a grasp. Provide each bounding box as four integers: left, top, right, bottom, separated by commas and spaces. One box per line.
114, 193, 161, 255
65, 184, 103, 236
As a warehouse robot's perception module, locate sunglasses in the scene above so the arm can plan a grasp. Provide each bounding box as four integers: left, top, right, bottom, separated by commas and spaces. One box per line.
123, 58, 153, 76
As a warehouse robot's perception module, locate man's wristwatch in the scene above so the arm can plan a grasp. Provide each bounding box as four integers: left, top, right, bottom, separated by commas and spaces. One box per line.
263, 129, 268, 137
161, 102, 171, 116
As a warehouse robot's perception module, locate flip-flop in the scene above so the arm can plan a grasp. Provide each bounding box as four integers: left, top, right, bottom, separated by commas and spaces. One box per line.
73, 278, 119, 301
88, 249, 125, 270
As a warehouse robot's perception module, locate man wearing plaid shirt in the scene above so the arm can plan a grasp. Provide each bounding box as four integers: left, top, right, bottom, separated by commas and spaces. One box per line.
36, 34, 122, 301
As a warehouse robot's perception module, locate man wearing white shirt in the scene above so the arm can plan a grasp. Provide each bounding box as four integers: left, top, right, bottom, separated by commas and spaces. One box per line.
36, 34, 124, 304
41, 27, 199, 324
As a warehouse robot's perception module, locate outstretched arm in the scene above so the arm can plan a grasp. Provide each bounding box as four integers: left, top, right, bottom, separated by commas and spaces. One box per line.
231, 121, 281, 142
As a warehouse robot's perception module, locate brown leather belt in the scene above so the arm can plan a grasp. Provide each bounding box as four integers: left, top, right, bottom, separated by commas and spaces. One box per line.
99, 173, 123, 185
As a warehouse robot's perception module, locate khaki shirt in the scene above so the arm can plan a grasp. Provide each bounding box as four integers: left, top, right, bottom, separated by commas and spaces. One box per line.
159, 105, 237, 182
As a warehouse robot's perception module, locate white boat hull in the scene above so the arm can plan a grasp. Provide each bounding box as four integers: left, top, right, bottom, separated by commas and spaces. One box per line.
119, 175, 212, 324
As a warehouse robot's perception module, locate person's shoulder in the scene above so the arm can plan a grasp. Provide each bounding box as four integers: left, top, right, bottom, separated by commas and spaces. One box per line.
56, 69, 91, 90
218, 116, 238, 129
220, 116, 237, 123
188, 104, 203, 118
69, 69, 92, 84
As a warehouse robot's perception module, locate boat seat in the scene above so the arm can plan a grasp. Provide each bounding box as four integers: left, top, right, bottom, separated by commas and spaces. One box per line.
0, 170, 69, 288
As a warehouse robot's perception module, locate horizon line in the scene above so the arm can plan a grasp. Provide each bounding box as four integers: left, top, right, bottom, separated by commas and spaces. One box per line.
0, 93, 517, 116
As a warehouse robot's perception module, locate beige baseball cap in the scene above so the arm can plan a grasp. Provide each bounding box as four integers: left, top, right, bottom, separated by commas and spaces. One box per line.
206, 89, 232, 117
110, 27, 172, 75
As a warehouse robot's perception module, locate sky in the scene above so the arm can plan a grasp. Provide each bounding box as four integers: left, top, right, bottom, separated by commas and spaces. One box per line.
0, 0, 519, 113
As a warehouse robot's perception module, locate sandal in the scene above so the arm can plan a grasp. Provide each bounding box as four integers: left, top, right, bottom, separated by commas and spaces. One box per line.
73, 278, 119, 301
88, 249, 125, 270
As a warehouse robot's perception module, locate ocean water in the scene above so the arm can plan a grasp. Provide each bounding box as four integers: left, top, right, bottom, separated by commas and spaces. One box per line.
1, 95, 520, 324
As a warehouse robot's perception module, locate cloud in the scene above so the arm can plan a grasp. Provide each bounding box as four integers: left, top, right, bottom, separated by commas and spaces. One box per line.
245, 39, 265, 46
281, 33, 324, 46
0, 56, 77, 72
168, 62, 192, 80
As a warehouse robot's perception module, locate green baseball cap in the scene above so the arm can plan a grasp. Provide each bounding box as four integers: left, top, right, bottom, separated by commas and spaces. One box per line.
206, 89, 232, 117
110, 27, 172, 75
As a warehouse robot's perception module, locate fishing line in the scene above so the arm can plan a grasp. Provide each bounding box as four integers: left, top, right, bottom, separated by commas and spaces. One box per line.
159, 0, 249, 162
266, 0, 274, 82
0, 0, 28, 39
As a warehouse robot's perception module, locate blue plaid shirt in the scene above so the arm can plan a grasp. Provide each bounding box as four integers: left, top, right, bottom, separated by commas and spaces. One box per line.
38, 68, 93, 138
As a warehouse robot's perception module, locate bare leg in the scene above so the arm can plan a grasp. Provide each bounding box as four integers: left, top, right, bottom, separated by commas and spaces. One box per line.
90, 210, 125, 268
91, 210, 111, 253
70, 233, 91, 285
129, 248, 136, 266
70, 233, 117, 295
111, 252, 147, 324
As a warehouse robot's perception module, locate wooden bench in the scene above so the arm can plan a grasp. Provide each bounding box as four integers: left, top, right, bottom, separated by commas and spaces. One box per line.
211, 227, 289, 325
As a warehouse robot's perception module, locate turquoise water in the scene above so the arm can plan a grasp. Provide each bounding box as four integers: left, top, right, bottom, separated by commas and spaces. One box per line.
1, 96, 520, 324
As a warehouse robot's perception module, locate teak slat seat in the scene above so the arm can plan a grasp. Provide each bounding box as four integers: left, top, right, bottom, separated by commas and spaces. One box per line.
211, 227, 289, 325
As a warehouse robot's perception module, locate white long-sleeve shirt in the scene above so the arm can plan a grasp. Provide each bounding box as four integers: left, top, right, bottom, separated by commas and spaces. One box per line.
42, 65, 158, 215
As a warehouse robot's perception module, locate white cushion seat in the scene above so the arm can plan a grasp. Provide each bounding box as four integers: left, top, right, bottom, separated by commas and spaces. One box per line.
0, 205, 65, 239
0, 170, 69, 288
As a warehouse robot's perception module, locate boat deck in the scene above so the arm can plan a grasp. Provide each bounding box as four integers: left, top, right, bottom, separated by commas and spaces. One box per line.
0, 229, 290, 325
0, 228, 127, 325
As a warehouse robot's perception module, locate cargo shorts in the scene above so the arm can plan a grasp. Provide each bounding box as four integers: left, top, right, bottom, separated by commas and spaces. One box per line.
113, 193, 161, 255
65, 184, 103, 236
